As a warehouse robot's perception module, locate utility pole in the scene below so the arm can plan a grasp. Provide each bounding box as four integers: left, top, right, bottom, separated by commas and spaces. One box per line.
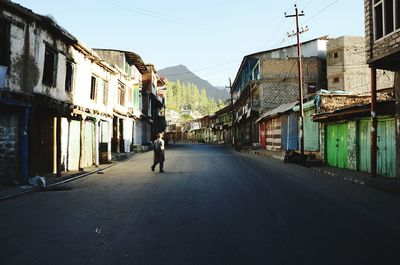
226, 78, 235, 146
285, 5, 307, 164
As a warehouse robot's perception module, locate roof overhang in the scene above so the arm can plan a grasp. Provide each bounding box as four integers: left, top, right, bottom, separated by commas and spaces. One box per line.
367, 47, 400, 71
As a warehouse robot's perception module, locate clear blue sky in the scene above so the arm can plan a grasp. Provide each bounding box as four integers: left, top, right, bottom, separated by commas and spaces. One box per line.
13, 0, 365, 87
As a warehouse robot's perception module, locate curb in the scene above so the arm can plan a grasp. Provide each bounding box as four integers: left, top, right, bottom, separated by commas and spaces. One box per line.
0, 164, 116, 202
0, 151, 145, 202
242, 149, 400, 195
312, 168, 367, 186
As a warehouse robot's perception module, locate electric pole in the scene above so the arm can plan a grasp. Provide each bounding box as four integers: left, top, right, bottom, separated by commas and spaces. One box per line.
285, 5, 307, 164
226, 78, 235, 145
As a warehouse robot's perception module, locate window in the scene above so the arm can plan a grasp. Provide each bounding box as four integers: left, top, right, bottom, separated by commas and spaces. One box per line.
128, 87, 133, 105
307, 83, 317, 94
0, 18, 10, 68
103, 81, 109, 105
90, 76, 97, 100
333, 77, 340, 83
118, 81, 125, 106
133, 87, 140, 109
374, 0, 400, 40
65, 60, 74, 92
333, 52, 338, 58
43, 46, 57, 86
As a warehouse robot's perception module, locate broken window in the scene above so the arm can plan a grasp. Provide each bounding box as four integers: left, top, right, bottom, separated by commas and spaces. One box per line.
374, 0, 400, 40
0, 18, 10, 68
43, 46, 57, 86
118, 81, 125, 106
65, 60, 74, 92
90, 76, 97, 100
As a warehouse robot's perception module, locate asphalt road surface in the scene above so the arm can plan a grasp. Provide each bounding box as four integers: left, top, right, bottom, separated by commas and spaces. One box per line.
1, 144, 400, 265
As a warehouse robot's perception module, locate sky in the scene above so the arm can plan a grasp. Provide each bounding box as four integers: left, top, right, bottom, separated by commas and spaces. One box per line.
12, 0, 365, 87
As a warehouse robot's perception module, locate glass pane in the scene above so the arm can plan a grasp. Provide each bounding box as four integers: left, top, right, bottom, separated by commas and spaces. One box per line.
375, 4, 384, 39
384, 0, 394, 34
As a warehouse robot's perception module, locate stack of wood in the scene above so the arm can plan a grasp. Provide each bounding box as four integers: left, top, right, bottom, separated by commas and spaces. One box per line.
318, 93, 393, 113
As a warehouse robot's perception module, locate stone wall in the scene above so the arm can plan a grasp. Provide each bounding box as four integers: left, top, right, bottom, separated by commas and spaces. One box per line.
0, 109, 19, 184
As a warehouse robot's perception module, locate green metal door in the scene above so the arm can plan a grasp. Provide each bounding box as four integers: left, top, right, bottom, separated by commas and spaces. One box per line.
337, 124, 348, 168
326, 124, 348, 168
358, 119, 371, 173
326, 125, 336, 167
304, 108, 319, 151
377, 118, 396, 177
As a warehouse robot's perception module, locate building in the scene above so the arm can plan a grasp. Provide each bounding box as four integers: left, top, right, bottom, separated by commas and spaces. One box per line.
214, 105, 232, 144
0, 0, 165, 185
365, 0, 400, 178
93, 49, 148, 153
232, 36, 328, 147
313, 91, 396, 177
327, 35, 393, 92
142, 64, 166, 144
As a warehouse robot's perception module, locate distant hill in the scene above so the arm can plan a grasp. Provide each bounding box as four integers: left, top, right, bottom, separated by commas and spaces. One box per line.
158, 65, 229, 101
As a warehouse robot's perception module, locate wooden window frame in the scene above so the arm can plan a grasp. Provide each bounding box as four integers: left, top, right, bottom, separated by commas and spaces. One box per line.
118, 81, 126, 106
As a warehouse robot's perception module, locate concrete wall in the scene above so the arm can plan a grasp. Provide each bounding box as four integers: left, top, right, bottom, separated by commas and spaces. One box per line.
327, 36, 394, 92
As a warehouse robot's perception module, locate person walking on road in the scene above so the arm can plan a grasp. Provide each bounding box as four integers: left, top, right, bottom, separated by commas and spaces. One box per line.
151, 133, 165, 173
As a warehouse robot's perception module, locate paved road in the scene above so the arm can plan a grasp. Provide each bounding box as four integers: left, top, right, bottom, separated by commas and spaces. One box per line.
1, 144, 400, 265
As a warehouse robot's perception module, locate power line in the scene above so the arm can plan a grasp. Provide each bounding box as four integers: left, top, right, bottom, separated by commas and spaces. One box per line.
303, 0, 315, 9
104, 0, 176, 19
301, 0, 339, 24
97, 0, 186, 25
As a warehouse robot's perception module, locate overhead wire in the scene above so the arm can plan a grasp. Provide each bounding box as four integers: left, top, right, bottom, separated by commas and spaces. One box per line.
96, 0, 186, 25
301, 0, 340, 25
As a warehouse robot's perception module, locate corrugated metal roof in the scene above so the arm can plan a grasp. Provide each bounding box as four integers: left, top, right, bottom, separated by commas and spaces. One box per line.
256, 101, 298, 123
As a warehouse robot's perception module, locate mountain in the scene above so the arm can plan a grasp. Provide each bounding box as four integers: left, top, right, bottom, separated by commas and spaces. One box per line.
158, 65, 229, 101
